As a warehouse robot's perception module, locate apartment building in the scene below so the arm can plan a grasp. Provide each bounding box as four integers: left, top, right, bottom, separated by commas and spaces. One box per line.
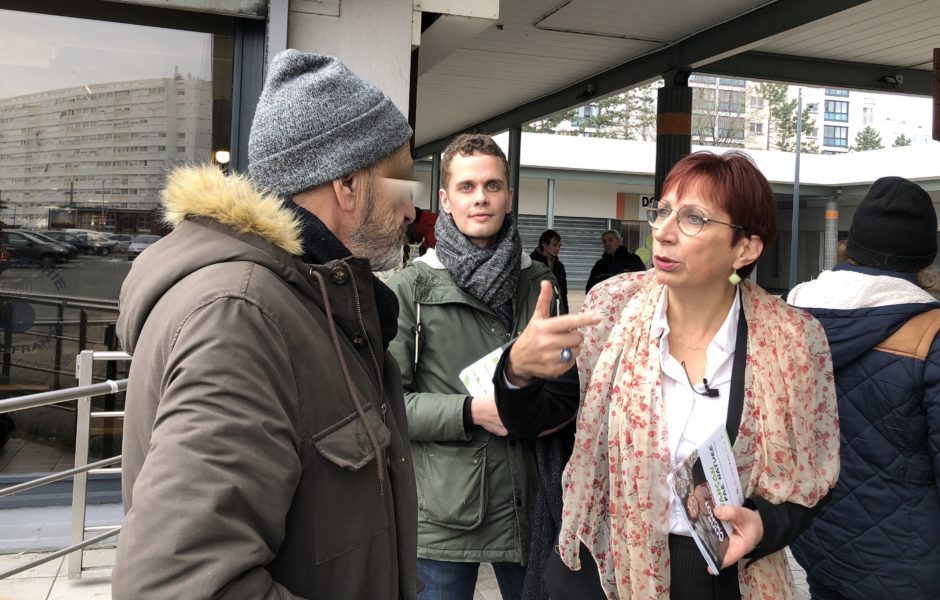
0, 74, 212, 230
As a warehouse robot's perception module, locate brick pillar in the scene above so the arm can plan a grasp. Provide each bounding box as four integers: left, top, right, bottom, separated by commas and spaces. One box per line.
655, 70, 692, 199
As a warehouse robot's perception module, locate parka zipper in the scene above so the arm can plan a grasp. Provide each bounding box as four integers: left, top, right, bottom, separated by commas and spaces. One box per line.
343, 263, 386, 422
309, 266, 386, 494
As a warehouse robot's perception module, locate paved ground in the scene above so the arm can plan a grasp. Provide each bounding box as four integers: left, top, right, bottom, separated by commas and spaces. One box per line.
0, 547, 809, 599
0, 548, 114, 600
474, 554, 810, 599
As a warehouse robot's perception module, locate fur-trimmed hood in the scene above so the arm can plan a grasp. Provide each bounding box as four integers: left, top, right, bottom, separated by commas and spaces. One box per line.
161, 165, 302, 255
118, 166, 313, 354
787, 264, 940, 369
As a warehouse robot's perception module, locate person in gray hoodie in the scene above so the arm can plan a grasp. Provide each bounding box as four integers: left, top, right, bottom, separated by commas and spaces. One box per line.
112, 50, 419, 599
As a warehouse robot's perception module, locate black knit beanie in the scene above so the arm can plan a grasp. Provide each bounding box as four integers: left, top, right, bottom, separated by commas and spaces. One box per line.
846, 176, 937, 273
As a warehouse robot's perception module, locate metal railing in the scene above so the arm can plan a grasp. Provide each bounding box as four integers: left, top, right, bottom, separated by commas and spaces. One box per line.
0, 290, 120, 389
0, 349, 130, 580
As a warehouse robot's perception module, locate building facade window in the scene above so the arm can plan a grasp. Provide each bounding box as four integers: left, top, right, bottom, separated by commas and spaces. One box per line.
571, 103, 599, 127
582, 104, 599, 118
823, 125, 849, 147
689, 74, 717, 84
749, 121, 763, 134
718, 77, 745, 87
716, 116, 745, 140
863, 106, 874, 124
717, 90, 744, 112
693, 87, 716, 112
825, 88, 849, 97
824, 100, 849, 121
749, 96, 763, 108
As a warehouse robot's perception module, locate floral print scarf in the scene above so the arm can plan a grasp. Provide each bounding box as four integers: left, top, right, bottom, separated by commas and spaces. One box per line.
559, 272, 839, 599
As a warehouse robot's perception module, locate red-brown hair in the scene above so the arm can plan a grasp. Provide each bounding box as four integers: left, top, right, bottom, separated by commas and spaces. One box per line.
661, 151, 778, 279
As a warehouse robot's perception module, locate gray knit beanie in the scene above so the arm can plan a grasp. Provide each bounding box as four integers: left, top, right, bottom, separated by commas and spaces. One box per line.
248, 49, 412, 199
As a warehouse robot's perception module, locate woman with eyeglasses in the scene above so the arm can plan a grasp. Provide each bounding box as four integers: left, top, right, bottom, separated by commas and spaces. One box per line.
492, 151, 839, 599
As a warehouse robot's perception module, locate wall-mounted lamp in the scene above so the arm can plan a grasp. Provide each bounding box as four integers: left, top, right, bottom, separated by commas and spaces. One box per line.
879, 74, 903, 86
214, 150, 231, 165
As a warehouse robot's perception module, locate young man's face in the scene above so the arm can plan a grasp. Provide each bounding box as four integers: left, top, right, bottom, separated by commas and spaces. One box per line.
439, 152, 512, 249
347, 144, 416, 270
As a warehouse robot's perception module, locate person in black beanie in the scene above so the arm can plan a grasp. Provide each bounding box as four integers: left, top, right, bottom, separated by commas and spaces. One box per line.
113, 50, 419, 599
789, 176, 940, 600
844, 176, 939, 272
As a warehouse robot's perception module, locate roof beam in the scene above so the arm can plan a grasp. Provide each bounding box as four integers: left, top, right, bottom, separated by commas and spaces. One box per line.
705, 52, 933, 97
414, 0, 871, 157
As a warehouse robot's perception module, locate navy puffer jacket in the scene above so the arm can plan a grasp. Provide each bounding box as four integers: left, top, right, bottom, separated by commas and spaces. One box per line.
788, 265, 940, 599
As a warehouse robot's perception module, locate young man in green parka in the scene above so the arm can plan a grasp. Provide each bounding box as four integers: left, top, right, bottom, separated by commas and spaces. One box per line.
389, 133, 566, 599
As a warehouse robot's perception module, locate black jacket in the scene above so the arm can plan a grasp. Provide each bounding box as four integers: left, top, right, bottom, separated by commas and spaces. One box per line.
585, 246, 646, 292
530, 249, 568, 314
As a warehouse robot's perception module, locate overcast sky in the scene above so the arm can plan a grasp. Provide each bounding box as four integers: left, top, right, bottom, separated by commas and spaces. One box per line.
0, 9, 214, 100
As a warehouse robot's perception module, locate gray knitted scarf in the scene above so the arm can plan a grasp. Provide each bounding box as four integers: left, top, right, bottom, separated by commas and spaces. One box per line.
434, 212, 521, 331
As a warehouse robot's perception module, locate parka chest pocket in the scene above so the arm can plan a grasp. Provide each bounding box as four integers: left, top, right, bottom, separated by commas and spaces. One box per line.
417, 442, 487, 531
311, 404, 392, 564
313, 404, 391, 470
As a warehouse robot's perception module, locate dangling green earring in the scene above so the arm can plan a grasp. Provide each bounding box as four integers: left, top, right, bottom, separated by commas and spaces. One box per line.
728, 270, 742, 286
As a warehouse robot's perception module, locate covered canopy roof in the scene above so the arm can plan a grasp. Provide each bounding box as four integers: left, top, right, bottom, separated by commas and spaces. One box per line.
414, 0, 940, 156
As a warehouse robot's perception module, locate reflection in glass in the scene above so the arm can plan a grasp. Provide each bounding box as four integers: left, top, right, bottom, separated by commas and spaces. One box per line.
0, 8, 233, 477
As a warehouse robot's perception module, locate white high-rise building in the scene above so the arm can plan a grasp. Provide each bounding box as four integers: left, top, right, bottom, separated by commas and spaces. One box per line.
0, 74, 212, 229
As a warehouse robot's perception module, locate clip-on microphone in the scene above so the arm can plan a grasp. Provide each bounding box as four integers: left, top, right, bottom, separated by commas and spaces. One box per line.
700, 378, 720, 398
681, 362, 720, 398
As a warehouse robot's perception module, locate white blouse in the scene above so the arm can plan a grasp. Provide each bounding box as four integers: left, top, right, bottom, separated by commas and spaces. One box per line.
649, 288, 740, 536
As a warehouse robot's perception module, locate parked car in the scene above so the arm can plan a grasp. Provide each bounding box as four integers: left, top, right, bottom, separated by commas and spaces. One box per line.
39, 230, 93, 256
23, 230, 78, 259
63, 229, 119, 255
102, 233, 133, 253
0, 231, 68, 268
127, 234, 161, 259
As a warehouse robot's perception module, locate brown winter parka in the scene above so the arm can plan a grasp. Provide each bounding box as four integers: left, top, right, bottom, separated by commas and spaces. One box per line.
112, 166, 417, 599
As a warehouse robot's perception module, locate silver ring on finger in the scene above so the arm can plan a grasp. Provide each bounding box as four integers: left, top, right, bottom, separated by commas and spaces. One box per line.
559, 347, 572, 363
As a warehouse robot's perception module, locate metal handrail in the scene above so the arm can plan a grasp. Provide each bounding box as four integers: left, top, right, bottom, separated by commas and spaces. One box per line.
0, 290, 119, 312
0, 291, 122, 389
0, 349, 131, 581
0, 455, 122, 498
0, 527, 121, 580
0, 380, 127, 414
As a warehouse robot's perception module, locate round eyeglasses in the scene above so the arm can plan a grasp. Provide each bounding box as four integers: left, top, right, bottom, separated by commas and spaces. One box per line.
646, 202, 748, 237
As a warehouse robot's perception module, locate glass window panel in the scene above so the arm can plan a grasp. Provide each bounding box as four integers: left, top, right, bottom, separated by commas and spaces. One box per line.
0, 7, 233, 475
823, 125, 848, 147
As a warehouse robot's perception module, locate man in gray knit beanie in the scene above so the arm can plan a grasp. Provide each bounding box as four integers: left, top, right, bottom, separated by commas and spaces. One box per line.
249, 49, 412, 200
249, 48, 416, 270
113, 49, 419, 600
